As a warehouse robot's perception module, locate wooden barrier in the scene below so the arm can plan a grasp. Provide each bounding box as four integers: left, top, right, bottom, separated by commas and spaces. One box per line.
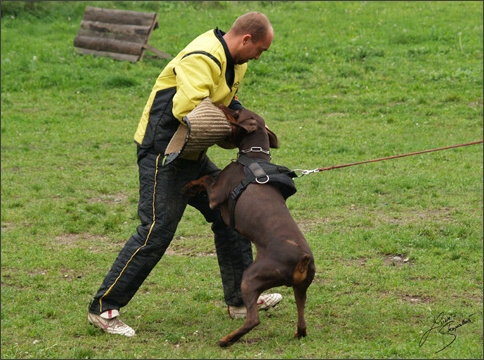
74, 6, 171, 62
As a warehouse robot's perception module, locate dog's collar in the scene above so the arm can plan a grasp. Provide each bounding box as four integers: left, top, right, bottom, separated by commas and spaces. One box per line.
239, 147, 270, 155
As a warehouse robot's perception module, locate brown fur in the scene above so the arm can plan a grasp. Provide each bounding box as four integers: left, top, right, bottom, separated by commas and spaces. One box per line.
183, 105, 316, 347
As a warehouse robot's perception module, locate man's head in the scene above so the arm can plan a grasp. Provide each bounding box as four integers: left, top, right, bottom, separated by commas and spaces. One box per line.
224, 12, 274, 64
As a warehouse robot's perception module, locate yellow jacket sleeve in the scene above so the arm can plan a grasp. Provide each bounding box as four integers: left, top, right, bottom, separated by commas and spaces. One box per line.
172, 52, 221, 121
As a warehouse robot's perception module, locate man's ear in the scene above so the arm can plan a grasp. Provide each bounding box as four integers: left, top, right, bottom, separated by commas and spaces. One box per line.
266, 126, 279, 148
242, 34, 252, 45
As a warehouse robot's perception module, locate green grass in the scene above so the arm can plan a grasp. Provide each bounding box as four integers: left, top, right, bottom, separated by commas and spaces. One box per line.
1, 1, 482, 358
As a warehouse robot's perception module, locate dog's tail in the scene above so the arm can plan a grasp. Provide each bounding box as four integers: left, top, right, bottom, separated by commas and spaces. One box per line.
293, 254, 312, 285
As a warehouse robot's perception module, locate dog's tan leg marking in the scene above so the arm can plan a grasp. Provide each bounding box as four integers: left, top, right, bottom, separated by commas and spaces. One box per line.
293, 255, 311, 285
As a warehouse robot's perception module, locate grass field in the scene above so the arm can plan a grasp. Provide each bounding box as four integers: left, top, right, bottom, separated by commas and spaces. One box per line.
1, 1, 483, 358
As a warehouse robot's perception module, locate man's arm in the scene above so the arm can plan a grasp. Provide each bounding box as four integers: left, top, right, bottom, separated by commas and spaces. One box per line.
172, 53, 221, 121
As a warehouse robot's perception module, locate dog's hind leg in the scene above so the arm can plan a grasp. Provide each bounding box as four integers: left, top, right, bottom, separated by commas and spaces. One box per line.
292, 255, 315, 338
293, 283, 308, 338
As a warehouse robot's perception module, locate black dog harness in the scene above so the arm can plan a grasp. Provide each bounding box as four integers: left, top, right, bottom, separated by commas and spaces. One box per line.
228, 154, 298, 229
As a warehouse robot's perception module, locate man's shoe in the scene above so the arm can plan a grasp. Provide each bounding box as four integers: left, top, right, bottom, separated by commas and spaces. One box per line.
88, 309, 135, 337
228, 293, 283, 319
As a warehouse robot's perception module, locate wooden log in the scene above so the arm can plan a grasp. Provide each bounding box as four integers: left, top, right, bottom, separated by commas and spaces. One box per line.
82, 6, 157, 26
80, 20, 152, 39
75, 48, 139, 62
73, 6, 171, 61
76, 28, 147, 45
74, 35, 143, 56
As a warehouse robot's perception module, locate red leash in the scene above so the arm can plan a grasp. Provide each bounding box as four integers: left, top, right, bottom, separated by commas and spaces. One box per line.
295, 140, 483, 176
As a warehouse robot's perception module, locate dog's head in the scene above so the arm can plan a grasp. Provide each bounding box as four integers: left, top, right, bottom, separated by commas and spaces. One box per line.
218, 105, 279, 150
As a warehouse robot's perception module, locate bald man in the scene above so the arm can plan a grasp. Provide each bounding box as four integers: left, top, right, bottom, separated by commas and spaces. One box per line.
88, 12, 281, 337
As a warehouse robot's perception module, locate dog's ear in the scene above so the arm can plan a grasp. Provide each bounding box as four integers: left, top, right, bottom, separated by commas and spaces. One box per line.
266, 126, 279, 148
236, 117, 258, 134
236, 108, 259, 133
218, 104, 237, 126
219, 105, 258, 134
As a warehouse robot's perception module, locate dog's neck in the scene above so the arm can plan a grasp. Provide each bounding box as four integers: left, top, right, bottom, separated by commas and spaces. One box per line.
237, 129, 271, 161
238, 146, 271, 162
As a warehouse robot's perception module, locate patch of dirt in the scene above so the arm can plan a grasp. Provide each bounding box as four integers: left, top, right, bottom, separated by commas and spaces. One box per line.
28, 269, 48, 276
240, 337, 264, 345
383, 254, 411, 267
1, 222, 15, 232
296, 218, 330, 233
53, 233, 123, 253
167, 236, 216, 257
21, 107, 39, 113
373, 207, 456, 226
59, 266, 84, 281
345, 254, 411, 268
344, 258, 369, 267
86, 193, 129, 204
401, 294, 432, 304
326, 112, 347, 117
52, 233, 219, 257
164, 248, 216, 257
54, 233, 108, 245
461, 292, 484, 303
55, 233, 81, 245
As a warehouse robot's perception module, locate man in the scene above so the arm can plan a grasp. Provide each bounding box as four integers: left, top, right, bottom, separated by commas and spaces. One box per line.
88, 12, 282, 337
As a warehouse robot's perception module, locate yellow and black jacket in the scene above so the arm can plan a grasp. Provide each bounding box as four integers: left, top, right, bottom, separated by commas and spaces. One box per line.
134, 28, 247, 154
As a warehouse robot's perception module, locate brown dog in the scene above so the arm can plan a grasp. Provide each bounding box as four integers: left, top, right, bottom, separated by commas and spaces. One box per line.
183, 106, 315, 347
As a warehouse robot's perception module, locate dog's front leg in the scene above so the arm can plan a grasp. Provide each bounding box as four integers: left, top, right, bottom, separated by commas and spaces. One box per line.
217, 264, 266, 347
181, 175, 213, 198
217, 294, 261, 347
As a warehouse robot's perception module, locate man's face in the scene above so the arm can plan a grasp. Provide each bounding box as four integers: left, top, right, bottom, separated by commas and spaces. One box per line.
236, 30, 274, 64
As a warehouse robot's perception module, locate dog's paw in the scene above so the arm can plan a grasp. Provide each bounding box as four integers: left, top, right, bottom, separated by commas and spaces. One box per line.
294, 328, 307, 338
181, 175, 213, 198
217, 337, 232, 348
181, 180, 206, 198
180, 184, 200, 198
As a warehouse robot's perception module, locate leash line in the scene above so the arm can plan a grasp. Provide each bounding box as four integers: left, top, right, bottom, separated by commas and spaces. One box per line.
295, 140, 483, 177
